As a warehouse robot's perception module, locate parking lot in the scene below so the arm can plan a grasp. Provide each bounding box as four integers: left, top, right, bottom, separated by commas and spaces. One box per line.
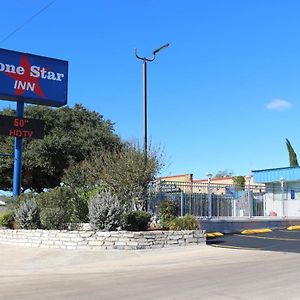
207, 228, 300, 253
1, 241, 300, 299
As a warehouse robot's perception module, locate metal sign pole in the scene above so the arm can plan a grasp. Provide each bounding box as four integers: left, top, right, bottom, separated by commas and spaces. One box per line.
12, 101, 24, 199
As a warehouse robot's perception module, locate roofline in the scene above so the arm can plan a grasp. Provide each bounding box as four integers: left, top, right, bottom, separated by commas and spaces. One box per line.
193, 176, 235, 182
157, 173, 193, 180
252, 166, 300, 173
194, 175, 253, 182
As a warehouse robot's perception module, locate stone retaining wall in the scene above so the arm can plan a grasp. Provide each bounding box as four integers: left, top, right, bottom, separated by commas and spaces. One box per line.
0, 229, 206, 250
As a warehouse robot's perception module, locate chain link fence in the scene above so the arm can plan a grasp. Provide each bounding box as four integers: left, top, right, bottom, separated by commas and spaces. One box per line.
147, 180, 300, 218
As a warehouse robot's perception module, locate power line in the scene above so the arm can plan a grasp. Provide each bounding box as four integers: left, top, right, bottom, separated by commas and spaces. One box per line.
0, 0, 57, 45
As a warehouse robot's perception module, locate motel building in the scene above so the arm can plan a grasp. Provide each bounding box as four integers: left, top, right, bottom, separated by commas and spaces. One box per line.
156, 173, 258, 195
252, 166, 300, 218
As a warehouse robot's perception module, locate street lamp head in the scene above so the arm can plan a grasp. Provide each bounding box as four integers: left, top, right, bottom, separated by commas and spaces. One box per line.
135, 43, 169, 61
153, 43, 170, 55
206, 172, 212, 179
279, 177, 285, 190
245, 175, 252, 183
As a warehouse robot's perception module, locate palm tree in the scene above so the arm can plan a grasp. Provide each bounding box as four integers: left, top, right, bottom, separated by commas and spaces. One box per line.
286, 138, 299, 167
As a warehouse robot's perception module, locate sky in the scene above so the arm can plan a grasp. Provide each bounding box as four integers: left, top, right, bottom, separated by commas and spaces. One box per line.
0, 0, 300, 180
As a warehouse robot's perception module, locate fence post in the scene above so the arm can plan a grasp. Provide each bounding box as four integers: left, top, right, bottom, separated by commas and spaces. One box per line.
180, 191, 183, 217
246, 175, 252, 218
206, 173, 212, 218
233, 198, 237, 217
280, 177, 285, 217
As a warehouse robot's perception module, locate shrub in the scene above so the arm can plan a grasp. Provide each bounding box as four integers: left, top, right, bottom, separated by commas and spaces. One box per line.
88, 191, 124, 231
69, 188, 91, 223
0, 210, 14, 228
40, 208, 68, 230
159, 199, 178, 220
124, 210, 151, 231
37, 187, 73, 230
15, 186, 94, 229
14, 199, 40, 229
168, 215, 200, 231
158, 200, 178, 228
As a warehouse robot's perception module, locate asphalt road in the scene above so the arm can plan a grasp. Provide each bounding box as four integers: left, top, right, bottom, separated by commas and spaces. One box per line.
208, 229, 300, 253
1, 242, 300, 299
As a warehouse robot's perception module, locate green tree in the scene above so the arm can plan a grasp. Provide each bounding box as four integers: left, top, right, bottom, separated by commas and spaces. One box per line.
0, 104, 121, 192
214, 170, 234, 178
233, 176, 245, 190
99, 143, 164, 210
64, 143, 164, 211
286, 138, 299, 167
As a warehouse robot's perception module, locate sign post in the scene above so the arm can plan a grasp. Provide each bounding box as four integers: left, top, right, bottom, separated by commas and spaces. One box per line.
12, 101, 24, 198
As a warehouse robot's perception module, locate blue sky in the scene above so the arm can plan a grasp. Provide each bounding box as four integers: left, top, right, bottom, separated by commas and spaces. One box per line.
0, 0, 300, 180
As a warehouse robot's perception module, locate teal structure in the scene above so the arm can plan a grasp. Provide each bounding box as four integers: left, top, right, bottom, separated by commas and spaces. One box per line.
253, 166, 300, 183
252, 166, 300, 217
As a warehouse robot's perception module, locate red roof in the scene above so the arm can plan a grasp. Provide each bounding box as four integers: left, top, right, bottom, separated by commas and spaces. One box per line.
157, 174, 193, 180
193, 176, 233, 183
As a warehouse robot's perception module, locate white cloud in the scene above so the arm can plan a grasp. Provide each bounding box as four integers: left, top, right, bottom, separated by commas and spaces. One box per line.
266, 99, 292, 111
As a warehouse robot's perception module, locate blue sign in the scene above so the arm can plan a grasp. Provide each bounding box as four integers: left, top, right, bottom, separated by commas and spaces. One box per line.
291, 189, 295, 200
0, 48, 68, 107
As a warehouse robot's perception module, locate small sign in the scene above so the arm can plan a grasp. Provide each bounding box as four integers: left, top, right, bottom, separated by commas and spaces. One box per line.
291, 189, 295, 200
0, 115, 44, 139
160, 183, 181, 193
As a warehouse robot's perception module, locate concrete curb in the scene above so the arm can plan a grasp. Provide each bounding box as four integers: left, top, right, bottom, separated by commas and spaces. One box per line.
201, 218, 300, 234
206, 232, 224, 238
287, 225, 300, 231
241, 228, 272, 235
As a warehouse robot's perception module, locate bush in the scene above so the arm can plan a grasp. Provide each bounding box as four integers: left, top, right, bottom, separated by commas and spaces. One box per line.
37, 187, 73, 230
124, 210, 151, 231
158, 200, 178, 228
40, 208, 68, 230
168, 215, 200, 231
159, 199, 178, 220
69, 188, 91, 223
14, 198, 40, 229
88, 191, 124, 231
0, 210, 14, 228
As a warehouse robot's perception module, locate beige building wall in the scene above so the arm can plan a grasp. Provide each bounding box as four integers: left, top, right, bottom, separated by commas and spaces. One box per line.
157, 175, 257, 185
156, 174, 193, 193
156, 174, 263, 195
194, 177, 234, 185
157, 174, 193, 183
194, 176, 257, 185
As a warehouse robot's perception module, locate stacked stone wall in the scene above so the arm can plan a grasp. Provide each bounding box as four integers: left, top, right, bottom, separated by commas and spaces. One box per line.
0, 229, 205, 250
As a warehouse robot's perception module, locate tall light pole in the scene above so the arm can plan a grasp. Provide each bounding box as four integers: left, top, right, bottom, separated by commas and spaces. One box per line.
135, 43, 169, 162
135, 43, 169, 211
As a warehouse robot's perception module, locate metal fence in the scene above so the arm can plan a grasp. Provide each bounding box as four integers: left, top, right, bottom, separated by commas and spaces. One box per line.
147, 180, 300, 218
